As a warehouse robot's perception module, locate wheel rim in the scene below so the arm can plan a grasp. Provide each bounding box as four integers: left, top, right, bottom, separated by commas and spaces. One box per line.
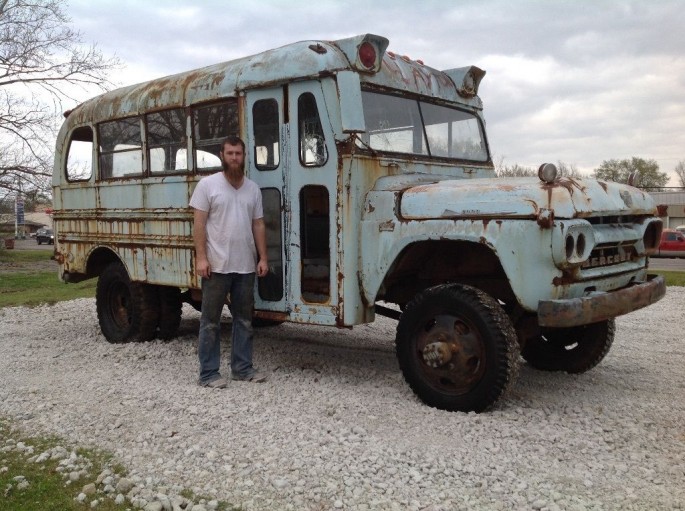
107, 281, 131, 330
414, 313, 487, 395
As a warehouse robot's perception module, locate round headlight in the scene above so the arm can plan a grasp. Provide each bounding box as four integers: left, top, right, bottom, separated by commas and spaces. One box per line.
565, 234, 575, 259
576, 232, 586, 258
538, 163, 558, 184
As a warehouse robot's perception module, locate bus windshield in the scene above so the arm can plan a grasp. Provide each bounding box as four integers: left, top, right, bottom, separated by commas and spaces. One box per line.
357, 90, 488, 162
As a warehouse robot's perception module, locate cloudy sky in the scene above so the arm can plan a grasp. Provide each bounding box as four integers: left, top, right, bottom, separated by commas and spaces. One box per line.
65, 0, 685, 184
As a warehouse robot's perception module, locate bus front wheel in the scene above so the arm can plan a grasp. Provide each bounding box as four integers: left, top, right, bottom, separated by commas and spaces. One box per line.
521, 319, 615, 373
396, 284, 520, 413
96, 261, 160, 343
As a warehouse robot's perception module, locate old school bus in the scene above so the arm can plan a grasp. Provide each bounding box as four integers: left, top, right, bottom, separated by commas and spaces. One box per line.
53, 34, 665, 411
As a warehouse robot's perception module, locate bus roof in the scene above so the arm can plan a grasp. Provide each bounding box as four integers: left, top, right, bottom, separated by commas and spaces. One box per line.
62, 34, 485, 129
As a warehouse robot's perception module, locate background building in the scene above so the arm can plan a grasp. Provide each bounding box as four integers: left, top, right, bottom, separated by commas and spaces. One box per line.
651, 191, 685, 229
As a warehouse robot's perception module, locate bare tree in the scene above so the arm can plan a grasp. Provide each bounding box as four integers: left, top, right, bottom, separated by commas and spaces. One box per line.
674, 160, 685, 188
494, 157, 536, 178
0, 0, 119, 200
556, 161, 584, 179
495, 157, 586, 179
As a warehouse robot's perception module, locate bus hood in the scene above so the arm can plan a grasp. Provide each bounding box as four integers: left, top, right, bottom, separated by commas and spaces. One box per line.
397, 176, 657, 220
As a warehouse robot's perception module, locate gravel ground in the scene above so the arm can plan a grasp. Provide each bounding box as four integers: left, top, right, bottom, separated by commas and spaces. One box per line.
1, 288, 684, 511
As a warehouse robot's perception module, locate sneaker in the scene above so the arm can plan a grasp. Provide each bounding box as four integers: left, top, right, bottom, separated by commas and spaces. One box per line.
231, 371, 268, 383
200, 376, 228, 389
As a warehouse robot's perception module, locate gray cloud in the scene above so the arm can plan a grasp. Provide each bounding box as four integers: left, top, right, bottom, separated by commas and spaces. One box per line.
66, 0, 685, 182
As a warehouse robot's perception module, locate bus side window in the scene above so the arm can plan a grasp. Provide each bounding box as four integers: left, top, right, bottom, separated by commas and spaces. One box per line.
66, 126, 94, 182
258, 187, 284, 302
193, 101, 239, 172
147, 109, 187, 174
300, 185, 330, 303
98, 117, 143, 179
298, 93, 328, 167
252, 99, 280, 170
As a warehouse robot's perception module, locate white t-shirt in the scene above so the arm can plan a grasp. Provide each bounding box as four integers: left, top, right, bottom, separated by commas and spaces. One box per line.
189, 172, 264, 274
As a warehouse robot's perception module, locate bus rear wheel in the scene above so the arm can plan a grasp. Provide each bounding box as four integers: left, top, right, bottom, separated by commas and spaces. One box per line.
157, 286, 182, 340
96, 261, 159, 343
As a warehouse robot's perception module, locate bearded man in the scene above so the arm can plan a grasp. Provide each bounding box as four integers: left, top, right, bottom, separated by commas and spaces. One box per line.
189, 136, 269, 388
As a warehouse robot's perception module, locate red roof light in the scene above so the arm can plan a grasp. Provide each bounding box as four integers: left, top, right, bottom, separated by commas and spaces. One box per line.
358, 42, 377, 69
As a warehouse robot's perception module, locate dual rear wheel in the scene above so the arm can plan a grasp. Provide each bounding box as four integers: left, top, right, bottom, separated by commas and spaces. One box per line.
96, 261, 182, 343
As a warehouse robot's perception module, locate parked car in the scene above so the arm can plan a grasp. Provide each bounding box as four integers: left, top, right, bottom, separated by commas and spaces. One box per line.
653, 228, 685, 258
36, 228, 54, 245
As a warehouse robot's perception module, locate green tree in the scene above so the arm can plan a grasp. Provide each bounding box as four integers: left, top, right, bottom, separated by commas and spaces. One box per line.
0, 0, 119, 199
592, 157, 669, 190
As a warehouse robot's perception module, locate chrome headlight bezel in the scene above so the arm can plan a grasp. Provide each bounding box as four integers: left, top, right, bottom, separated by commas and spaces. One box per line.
551, 221, 596, 268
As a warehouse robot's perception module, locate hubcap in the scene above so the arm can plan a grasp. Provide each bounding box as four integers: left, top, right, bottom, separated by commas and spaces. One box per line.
416, 314, 486, 394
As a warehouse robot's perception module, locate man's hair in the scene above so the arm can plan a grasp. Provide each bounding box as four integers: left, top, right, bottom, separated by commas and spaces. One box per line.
220, 135, 246, 154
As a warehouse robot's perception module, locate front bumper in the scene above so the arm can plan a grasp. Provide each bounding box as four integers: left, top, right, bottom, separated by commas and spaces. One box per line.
537, 274, 666, 328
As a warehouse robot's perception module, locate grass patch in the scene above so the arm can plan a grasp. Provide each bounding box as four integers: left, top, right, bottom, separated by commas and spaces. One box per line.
0, 418, 236, 511
1, 249, 96, 307
652, 270, 685, 287
0, 419, 128, 511
0, 249, 51, 264
0, 271, 96, 308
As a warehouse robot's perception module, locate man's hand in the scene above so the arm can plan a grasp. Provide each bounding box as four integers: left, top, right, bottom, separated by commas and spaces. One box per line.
256, 258, 268, 277
252, 217, 268, 278
196, 257, 211, 279
193, 208, 211, 279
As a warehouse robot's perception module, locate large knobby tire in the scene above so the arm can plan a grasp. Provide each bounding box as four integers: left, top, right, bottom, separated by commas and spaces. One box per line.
96, 261, 160, 343
157, 286, 182, 340
396, 284, 521, 413
521, 319, 615, 373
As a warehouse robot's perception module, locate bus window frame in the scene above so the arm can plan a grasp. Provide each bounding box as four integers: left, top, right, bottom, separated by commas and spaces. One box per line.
145, 107, 189, 176
252, 98, 281, 171
192, 99, 240, 174
64, 125, 95, 183
356, 88, 491, 164
97, 116, 145, 180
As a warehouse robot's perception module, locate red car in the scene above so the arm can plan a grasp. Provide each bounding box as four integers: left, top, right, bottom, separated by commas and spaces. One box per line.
654, 228, 685, 258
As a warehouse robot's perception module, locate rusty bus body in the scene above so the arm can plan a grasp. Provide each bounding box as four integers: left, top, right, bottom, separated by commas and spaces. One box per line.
53, 34, 665, 411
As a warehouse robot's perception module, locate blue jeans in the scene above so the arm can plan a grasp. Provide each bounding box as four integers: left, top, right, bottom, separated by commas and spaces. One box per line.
198, 272, 256, 384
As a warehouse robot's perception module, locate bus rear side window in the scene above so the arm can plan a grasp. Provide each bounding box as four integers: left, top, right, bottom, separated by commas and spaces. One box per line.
66, 126, 94, 182
253, 99, 280, 170
193, 102, 238, 171
98, 118, 143, 178
147, 109, 188, 174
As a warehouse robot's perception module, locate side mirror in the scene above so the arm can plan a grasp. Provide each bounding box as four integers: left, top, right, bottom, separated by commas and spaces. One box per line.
337, 71, 366, 133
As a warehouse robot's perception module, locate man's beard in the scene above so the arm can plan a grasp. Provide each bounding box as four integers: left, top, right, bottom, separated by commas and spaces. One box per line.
222, 160, 244, 179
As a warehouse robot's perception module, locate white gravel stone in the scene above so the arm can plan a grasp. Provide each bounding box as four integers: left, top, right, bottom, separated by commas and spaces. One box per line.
1, 293, 684, 510
116, 477, 134, 493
